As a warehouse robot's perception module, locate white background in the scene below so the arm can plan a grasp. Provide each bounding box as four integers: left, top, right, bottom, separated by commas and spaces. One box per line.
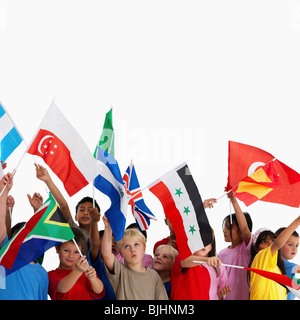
1, 0, 300, 274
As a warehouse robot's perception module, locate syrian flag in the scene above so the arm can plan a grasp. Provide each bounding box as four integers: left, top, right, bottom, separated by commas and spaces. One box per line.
27, 101, 98, 196
149, 162, 213, 260
123, 161, 157, 231
227, 141, 300, 208
94, 146, 128, 241
0, 194, 74, 275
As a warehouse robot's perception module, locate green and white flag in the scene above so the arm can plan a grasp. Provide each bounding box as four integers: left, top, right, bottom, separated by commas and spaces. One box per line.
94, 108, 115, 157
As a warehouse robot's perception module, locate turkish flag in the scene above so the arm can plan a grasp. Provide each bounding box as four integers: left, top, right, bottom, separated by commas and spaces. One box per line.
227, 141, 300, 208
27, 102, 98, 196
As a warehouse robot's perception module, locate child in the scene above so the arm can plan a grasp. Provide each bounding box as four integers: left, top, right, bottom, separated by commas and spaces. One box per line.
35, 164, 100, 255
170, 243, 222, 300
250, 218, 300, 300
0, 173, 49, 300
152, 244, 179, 298
48, 228, 105, 300
101, 215, 168, 300
275, 227, 300, 300
117, 223, 153, 269
197, 229, 231, 300
217, 193, 253, 300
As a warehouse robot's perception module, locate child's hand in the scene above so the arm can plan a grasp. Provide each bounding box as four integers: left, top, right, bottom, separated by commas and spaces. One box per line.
1, 173, 13, 191
35, 163, 50, 182
75, 256, 89, 273
90, 207, 101, 223
206, 256, 222, 267
217, 285, 231, 300
203, 198, 217, 209
85, 266, 97, 281
103, 215, 111, 229
6, 195, 15, 210
27, 192, 43, 212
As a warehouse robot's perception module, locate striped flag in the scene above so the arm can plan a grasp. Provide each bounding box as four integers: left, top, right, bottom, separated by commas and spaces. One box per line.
0, 102, 23, 162
94, 146, 128, 241
149, 162, 213, 260
123, 161, 157, 231
0, 194, 74, 275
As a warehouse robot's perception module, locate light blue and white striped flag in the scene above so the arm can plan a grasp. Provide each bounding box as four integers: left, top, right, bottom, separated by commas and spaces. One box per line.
0, 103, 23, 162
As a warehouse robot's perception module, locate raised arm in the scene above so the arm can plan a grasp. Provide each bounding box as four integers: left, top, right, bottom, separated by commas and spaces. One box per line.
89, 207, 101, 264
100, 215, 115, 272
228, 192, 252, 245
34, 164, 71, 220
271, 215, 300, 256
0, 174, 13, 247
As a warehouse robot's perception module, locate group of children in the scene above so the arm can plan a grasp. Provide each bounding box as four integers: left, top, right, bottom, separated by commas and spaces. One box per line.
0, 164, 300, 300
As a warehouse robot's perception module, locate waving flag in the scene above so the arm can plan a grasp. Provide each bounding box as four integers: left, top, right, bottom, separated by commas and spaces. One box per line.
149, 163, 212, 260
232, 160, 281, 206
123, 161, 157, 231
0, 102, 23, 162
0, 194, 74, 275
227, 141, 300, 207
93, 108, 114, 158
27, 101, 98, 196
94, 146, 128, 241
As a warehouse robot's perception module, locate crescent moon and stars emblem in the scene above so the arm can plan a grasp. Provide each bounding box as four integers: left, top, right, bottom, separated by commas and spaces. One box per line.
247, 161, 266, 176
37, 135, 58, 156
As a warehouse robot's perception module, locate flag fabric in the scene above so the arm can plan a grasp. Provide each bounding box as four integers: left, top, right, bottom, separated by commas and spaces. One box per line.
123, 161, 157, 231
0, 102, 23, 163
227, 141, 300, 208
93, 108, 114, 158
27, 101, 98, 197
149, 162, 213, 260
0, 194, 74, 275
231, 160, 281, 206
94, 146, 128, 241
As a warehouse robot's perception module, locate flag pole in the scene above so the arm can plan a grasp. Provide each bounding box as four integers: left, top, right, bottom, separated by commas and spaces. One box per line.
192, 260, 245, 269
72, 238, 83, 257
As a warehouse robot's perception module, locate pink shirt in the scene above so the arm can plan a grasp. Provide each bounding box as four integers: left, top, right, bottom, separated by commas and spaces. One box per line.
217, 235, 253, 300
203, 265, 229, 300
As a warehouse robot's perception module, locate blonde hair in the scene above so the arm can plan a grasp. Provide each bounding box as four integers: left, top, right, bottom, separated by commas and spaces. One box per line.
155, 244, 179, 263
117, 228, 146, 251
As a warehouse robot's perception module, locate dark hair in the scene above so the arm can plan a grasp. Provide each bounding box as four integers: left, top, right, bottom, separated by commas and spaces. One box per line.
75, 196, 100, 214
10, 222, 26, 239
275, 227, 299, 238
126, 222, 147, 239
248, 230, 286, 283
222, 212, 253, 239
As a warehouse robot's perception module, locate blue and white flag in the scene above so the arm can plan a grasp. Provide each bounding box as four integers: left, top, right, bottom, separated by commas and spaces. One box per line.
94, 146, 128, 241
0, 103, 23, 162
123, 162, 157, 231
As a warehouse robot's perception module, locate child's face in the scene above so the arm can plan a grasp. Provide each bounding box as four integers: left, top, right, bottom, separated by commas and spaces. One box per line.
258, 235, 275, 251
281, 235, 299, 260
223, 220, 240, 243
119, 236, 145, 266
153, 247, 174, 272
56, 241, 82, 269
75, 201, 93, 226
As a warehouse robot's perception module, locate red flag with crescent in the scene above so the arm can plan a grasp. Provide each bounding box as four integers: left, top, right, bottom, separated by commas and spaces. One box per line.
227, 141, 300, 208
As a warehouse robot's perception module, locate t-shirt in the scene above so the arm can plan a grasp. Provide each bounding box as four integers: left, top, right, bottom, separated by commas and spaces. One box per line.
48, 268, 105, 300
170, 255, 210, 300
217, 235, 252, 300
203, 265, 229, 300
250, 246, 287, 300
105, 256, 168, 300
0, 236, 48, 300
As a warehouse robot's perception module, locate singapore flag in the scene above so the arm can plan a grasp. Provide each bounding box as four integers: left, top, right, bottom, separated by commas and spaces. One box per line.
27, 101, 98, 196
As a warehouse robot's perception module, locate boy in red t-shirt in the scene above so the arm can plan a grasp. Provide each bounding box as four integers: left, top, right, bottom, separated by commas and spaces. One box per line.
48, 228, 105, 300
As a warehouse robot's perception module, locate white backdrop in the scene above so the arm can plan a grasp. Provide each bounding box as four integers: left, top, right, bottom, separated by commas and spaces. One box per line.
1, 1, 300, 273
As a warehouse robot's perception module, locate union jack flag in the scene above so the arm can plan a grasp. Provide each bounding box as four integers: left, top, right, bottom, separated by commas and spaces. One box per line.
123, 161, 157, 231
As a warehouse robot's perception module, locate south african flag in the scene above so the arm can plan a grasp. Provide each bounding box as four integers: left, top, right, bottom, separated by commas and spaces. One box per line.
0, 193, 74, 275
